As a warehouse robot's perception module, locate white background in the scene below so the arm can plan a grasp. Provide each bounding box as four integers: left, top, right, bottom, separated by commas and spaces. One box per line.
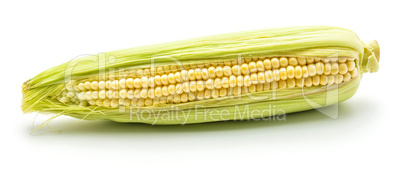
1, 0, 401, 172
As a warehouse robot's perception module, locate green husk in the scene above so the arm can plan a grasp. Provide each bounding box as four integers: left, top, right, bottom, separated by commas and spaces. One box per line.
21, 25, 379, 124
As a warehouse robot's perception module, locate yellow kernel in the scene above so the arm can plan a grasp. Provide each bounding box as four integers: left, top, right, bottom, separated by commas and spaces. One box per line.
296, 78, 303, 87
324, 63, 331, 75
168, 73, 176, 84
335, 74, 343, 84
103, 99, 110, 107
84, 91, 92, 100
237, 76, 243, 86
194, 68, 202, 80
208, 67, 216, 78
256, 83, 264, 91
156, 67, 164, 75
148, 77, 155, 88
328, 75, 335, 85
257, 72, 265, 83
306, 57, 314, 64
84, 81, 91, 90
347, 61, 355, 71
244, 75, 252, 86
180, 93, 188, 103
224, 61, 231, 66
223, 66, 232, 76
279, 68, 287, 80
233, 86, 241, 96
137, 99, 145, 106
216, 66, 223, 77
168, 84, 176, 95
182, 82, 190, 93
249, 62, 257, 73
170, 65, 178, 73
331, 63, 339, 75
196, 91, 205, 100
140, 77, 149, 88
163, 66, 170, 74
214, 78, 222, 89
229, 75, 237, 87
162, 86, 169, 96
96, 99, 103, 106
155, 87, 162, 97
133, 78, 141, 88
98, 81, 106, 90
175, 84, 183, 94
286, 66, 295, 79
312, 75, 320, 86
188, 92, 196, 101
248, 85, 256, 93
263, 59, 272, 70
339, 57, 347, 63
219, 88, 227, 97
119, 89, 127, 98
221, 77, 229, 88
351, 68, 358, 78
315, 62, 324, 75
161, 74, 169, 85
339, 63, 348, 75
127, 90, 134, 99
152, 97, 159, 106
278, 80, 287, 89
172, 94, 181, 104
90, 81, 99, 90
138, 89, 147, 98
204, 89, 211, 99
289, 58, 298, 66
106, 90, 113, 99
126, 78, 134, 88
175, 72, 182, 82
196, 81, 204, 91
256, 61, 265, 72
201, 68, 209, 80
250, 73, 258, 84
320, 75, 328, 86
343, 73, 351, 82
99, 90, 106, 99
180, 70, 188, 81
147, 88, 155, 98
197, 63, 205, 68
265, 70, 273, 82
211, 89, 219, 98
279, 57, 288, 67
273, 69, 280, 81
241, 64, 249, 75
263, 82, 270, 90
304, 77, 312, 87
232, 65, 241, 76
134, 89, 141, 98
298, 57, 306, 65
188, 69, 196, 81
189, 81, 197, 92
144, 98, 153, 106
271, 58, 280, 69
287, 78, 296, 88
294, 66, 302, 79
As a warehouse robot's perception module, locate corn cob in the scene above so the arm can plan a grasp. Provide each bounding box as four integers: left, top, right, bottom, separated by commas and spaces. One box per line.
21, 26, 379, 124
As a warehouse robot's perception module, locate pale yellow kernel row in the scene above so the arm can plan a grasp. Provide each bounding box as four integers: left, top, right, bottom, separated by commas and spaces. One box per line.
73, 61, 355, 92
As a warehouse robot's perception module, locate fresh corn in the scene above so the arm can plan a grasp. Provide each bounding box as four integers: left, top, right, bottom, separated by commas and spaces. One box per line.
21, 26, 380, 124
